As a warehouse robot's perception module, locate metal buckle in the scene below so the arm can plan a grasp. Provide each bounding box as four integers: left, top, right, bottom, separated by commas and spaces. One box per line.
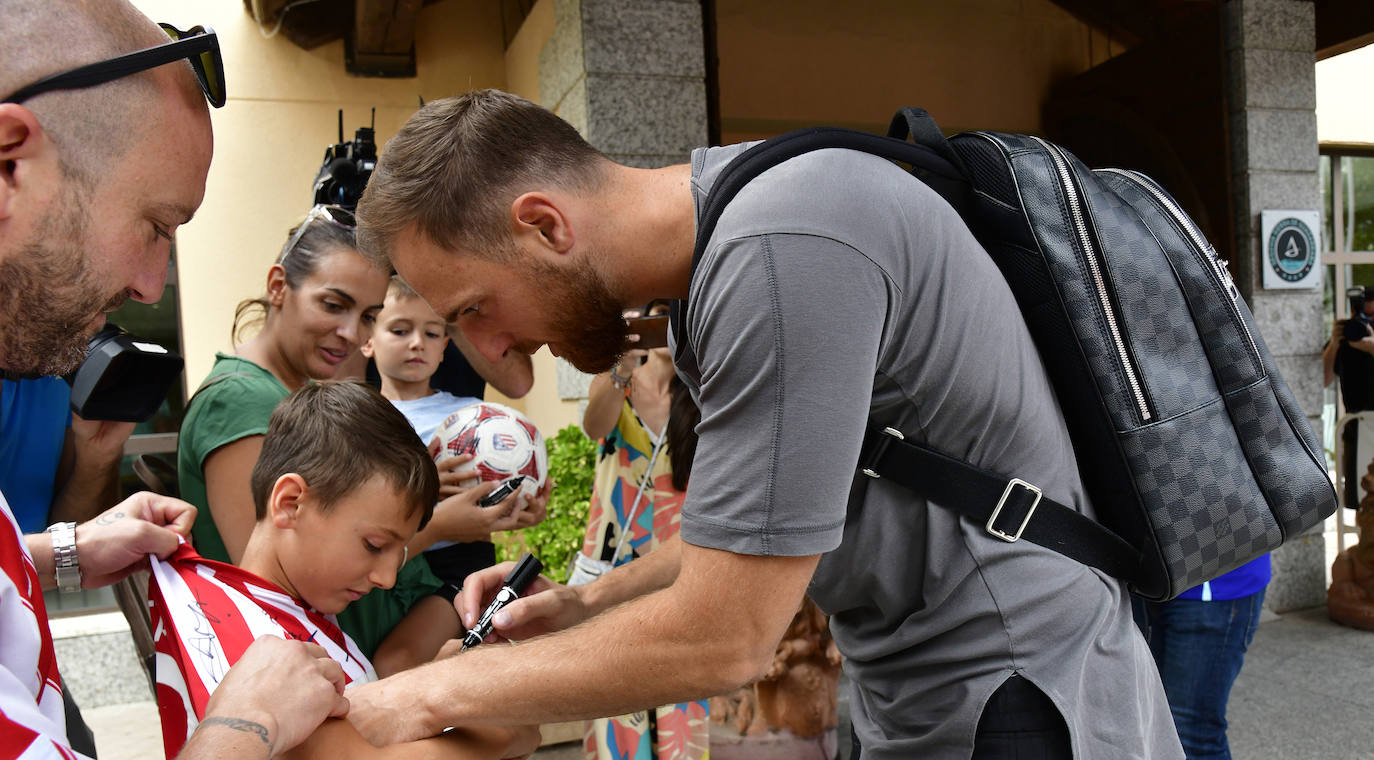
860, 427, 905, 479
985, 478, 1042, 543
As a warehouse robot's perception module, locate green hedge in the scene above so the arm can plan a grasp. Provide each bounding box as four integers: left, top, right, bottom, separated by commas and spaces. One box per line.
495, 424, 597, 583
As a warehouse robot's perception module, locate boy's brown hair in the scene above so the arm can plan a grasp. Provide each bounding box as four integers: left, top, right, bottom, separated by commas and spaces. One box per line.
250, 380, 438, 528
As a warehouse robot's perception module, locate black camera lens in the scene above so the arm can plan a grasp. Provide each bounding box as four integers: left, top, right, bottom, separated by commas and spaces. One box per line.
67, 323, 183, 422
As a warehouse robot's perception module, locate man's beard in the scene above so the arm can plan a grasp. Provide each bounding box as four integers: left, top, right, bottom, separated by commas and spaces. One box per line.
0, 181, 121, 377
522, 254, 632, 375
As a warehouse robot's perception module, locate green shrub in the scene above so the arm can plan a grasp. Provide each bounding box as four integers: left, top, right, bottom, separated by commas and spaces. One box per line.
495, 424, 597, 583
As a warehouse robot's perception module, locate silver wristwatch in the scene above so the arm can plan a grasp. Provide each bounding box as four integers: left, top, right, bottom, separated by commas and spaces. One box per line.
47, 522, 81, 594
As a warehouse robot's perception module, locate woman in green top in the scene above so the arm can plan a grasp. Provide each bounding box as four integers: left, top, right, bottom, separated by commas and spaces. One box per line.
177, 205, 464, 661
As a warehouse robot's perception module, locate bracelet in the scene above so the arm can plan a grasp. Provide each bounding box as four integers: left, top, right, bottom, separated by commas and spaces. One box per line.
609, 368, 632, 390
47, 522, 81, 594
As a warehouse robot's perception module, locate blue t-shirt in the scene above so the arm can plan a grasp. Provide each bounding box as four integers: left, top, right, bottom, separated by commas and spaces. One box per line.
0, 378, 71, 533
391, 390, 480, 448
1176, 553, 1270, 601
391, 390, 479, 554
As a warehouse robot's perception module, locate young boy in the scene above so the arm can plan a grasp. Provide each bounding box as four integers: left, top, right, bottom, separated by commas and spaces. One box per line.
361, 278, 537, 599
362, 277, 547, 675
149, 381, 537, 760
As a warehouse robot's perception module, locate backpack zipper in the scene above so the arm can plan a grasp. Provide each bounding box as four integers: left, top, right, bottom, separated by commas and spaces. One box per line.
1030, 137, 1153, 423
1098, 168, 1262, 365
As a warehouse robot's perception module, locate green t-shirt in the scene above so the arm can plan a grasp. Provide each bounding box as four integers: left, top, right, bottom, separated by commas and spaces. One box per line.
177, 352, 442, 657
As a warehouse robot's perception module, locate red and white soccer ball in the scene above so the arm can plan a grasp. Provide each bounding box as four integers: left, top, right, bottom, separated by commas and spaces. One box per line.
434, 401, 548, 500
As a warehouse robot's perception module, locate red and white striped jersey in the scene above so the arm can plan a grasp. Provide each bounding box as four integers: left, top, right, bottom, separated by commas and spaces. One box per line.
148, 540, 376, 759
0, 493, 79, 760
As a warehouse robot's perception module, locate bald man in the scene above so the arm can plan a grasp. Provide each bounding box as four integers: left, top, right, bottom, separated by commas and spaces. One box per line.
0, 2, 350, 758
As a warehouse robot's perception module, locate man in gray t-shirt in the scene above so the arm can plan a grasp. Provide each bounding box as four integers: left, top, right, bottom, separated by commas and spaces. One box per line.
346, 89, 1183, 759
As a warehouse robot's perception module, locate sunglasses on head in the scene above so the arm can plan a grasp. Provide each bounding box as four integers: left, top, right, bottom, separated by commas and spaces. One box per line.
1, 23, 225, 108
279, 204, 358, 262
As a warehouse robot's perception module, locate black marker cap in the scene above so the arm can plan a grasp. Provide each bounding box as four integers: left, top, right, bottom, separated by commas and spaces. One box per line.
504, 553, 543, 593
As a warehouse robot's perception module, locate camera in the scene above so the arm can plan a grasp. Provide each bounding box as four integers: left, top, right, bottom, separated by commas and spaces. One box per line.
67, 324, 183, 422
312, 109, 377, 210
1349, 287, 1366, 319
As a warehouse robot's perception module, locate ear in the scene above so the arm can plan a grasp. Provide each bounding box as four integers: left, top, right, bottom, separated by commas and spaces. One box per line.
0, 104, 54, 222
265, 264, 289, 308
510, 192, 573, 256
360, 336, 375, 358
268, 473, 308, 529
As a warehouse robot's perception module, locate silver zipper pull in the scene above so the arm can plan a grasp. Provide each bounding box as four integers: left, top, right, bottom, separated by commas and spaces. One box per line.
1210, 253, 1240, 301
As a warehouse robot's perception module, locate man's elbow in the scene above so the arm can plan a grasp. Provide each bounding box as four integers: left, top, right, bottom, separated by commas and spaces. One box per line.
706, 629, 783, 694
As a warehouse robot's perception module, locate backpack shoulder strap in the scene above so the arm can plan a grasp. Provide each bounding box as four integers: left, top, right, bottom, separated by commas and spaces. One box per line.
860, 426, 1143, 581
692, 126, 970, 270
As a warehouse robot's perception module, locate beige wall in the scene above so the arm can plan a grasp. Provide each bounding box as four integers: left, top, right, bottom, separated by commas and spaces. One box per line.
716, 0, 1120, 142
129, 0, 578, 437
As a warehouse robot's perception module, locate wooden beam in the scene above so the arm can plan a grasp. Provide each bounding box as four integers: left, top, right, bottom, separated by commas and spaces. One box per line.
1316, 0, 1374, 60
354, 0, 422, 55
244, 0, 350, 49
349, 0, 420, 76
242, 0, 289, 24
500, 0, 537, 49
1050, 0, 1220, 48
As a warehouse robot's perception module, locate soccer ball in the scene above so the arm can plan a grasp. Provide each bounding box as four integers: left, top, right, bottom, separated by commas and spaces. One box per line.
434, 402, 547, 500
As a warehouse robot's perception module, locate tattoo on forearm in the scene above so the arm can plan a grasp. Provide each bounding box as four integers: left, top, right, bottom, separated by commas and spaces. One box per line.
198, 717, 271, 746
95, 511, 125, 526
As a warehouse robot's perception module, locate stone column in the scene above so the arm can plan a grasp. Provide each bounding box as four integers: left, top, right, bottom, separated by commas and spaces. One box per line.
1225, 0, 1327, 612
538, 0, 708, 404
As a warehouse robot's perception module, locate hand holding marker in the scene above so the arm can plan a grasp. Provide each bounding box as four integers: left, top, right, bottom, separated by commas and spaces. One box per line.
461, 552, 543, 651
478, 475, 526, 508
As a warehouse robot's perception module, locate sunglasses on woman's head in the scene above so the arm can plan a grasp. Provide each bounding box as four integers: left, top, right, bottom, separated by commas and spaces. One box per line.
278, 205, 358, 262
1, 24, 225, 108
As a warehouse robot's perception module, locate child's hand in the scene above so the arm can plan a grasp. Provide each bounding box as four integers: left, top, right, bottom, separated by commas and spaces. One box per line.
435, 453, 480, 496
426, 481, 529, 542
509, 479, 552, 529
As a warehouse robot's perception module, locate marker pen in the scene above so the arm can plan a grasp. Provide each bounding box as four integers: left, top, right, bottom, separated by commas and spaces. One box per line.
478, 476, 527, 508
461, 552, 543, 651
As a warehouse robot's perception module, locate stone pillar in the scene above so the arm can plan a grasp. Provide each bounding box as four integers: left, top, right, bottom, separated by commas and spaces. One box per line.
538, 0, 709, 404
1225, 0, 1327, 612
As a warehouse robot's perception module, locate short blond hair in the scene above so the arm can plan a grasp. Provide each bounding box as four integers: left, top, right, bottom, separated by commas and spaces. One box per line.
386, 275, 422, 303
356, 89, 608, 269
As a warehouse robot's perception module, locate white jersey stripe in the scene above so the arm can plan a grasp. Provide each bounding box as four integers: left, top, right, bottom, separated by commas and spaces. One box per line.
148, 539, 376, 757
148, 546, 233, 700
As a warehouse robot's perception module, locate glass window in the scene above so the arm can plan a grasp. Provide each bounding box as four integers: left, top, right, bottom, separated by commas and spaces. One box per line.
1344, 156, 1374, 252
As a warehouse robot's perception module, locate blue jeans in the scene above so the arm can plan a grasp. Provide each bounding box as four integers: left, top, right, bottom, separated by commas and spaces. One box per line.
1140, 589, 1266, 760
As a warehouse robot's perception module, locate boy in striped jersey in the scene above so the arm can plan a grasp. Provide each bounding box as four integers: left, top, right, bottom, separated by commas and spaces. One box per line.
149, 381, 537, 759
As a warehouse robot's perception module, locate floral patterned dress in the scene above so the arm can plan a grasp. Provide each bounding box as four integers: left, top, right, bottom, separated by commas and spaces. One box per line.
580, 401, 710, 760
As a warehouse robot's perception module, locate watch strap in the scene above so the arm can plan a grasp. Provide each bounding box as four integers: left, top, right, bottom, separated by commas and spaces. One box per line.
47, 522, 81, 593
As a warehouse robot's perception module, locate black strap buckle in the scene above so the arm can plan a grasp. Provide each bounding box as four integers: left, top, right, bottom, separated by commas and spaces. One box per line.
860, 427, 905, 479
986, 478, 1043, 542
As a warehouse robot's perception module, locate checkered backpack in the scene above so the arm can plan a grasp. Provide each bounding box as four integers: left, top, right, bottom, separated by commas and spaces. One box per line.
696, 108, 1337, 601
